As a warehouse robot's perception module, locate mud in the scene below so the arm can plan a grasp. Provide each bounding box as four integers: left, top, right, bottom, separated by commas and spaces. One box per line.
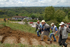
0, 26, 70, 47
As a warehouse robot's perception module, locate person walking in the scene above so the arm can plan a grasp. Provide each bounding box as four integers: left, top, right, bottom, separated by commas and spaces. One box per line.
4, 18, 6, 22
49, 23, 58, 44
58, 22, 70, 47
40, 20, 50, 41
36, 20, 42, 37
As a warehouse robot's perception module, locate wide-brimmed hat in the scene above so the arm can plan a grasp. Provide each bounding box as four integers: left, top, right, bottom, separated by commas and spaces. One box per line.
59, 22, 65, 25
41, 20, 45, 22
51, 23, 54, 26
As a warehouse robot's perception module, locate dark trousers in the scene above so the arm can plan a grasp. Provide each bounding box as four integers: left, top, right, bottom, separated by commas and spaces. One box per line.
58, 35, 67, 47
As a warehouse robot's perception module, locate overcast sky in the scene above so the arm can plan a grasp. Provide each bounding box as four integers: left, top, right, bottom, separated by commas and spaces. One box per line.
0, 0, 70, 7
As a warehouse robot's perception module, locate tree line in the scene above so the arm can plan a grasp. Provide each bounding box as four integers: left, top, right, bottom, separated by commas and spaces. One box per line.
0, 7, 70, 24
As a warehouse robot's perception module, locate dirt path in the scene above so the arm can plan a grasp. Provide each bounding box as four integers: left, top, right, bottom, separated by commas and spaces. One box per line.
19, 37, 29, 45
3, 36, 18, 44
0, 26, 70, 47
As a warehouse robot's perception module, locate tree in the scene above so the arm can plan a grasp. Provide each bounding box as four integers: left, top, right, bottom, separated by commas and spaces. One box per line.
63, 16, 69, 23
68, 11, 70, 19
45, 6, 55, 21
54, 9, 66, 22
38, 15, 44, 20
38, 13, 44, 20
0, 10, 4, 15
64, 9, 68, 15
31, 13, 37, 19
23, 19, 28, 25
16, 14, 18, 16
47, 20, 59, 28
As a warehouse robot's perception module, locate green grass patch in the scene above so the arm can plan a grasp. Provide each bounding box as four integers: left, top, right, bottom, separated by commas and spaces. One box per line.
0, 43, 61, 47
68, 33, 70, 36
5, 22, 36, 34
29, 20, 37, 22
10, 20, 21, 22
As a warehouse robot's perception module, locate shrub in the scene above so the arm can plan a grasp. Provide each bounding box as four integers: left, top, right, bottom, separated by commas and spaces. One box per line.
29, 19, 37, 22
10, 19, 21, 21
23, 19, 28, 25
18, 20, 21, 21
2, 22, 6, 26
47, 20, 59, 28
63, 16, 70, 23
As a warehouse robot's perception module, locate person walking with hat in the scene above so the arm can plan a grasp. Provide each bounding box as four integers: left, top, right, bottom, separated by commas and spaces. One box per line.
58, 22, 70, 47
49, 23, 58, 43
40, 20, 50, 41
36, 20, 42, 37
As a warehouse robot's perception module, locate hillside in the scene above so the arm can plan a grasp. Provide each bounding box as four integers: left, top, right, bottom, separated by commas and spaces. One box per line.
0, 26, 70, 47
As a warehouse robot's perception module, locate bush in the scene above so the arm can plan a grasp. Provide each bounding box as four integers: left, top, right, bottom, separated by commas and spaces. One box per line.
10, 19, 21, 21
2, 22, 6, 26
23, 19, 28, 25
18, 20, 21, 21
63, 16, 70, 23
47, 20, 59, 28
29, 19, 37, 22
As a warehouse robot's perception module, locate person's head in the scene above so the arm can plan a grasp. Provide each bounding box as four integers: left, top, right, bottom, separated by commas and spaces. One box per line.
41, 20, 45, 25
37, 20, 40, 24
51, 23, 54, 27
59, 22, 65, 27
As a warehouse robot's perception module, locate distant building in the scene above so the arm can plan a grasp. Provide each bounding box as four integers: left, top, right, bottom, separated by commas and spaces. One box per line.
12, 16, 26, 20
24, 17, 32, 20
12, 16, 32, 21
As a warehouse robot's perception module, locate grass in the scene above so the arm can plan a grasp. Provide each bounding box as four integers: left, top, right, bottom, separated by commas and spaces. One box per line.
10, 20, 21, 22
6, 22, 36, 34
68, 33, 70, 36
0, 18, 4, 21
0, 21, 36, 34
0, 21, 70, 36
0, 43, 61, 47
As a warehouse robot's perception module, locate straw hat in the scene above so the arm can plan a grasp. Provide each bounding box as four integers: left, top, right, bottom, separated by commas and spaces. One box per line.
59, 22, 65, 25
41, 20, 45, 22
51, 23, 54, 26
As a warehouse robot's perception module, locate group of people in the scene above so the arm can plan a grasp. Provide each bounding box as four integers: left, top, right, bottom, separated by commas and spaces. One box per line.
36, 20, 70, 47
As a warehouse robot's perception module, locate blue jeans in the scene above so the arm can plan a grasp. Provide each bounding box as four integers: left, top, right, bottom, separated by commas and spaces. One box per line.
37, 30, 41, 36
50, 33, 56, 41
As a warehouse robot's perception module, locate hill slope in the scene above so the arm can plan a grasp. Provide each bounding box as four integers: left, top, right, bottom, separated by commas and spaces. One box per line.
0, 26, 70, 47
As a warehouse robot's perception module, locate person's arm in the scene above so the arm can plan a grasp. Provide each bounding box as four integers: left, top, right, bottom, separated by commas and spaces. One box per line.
40, 24, 42, 29
67, 25, 70, 33
54, 27, 58, 36
44, 25, 50, 31
40, 24, 42, 30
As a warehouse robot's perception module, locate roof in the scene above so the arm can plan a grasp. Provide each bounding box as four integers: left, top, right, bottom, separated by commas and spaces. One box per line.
67, 23, 70, 25
12, 16, 26, 18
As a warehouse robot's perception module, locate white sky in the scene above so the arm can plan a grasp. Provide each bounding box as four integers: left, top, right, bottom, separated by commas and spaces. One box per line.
0, 0, 70, 7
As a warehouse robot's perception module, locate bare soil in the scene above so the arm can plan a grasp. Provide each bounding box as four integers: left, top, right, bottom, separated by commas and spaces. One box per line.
0, 26, 70, 47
